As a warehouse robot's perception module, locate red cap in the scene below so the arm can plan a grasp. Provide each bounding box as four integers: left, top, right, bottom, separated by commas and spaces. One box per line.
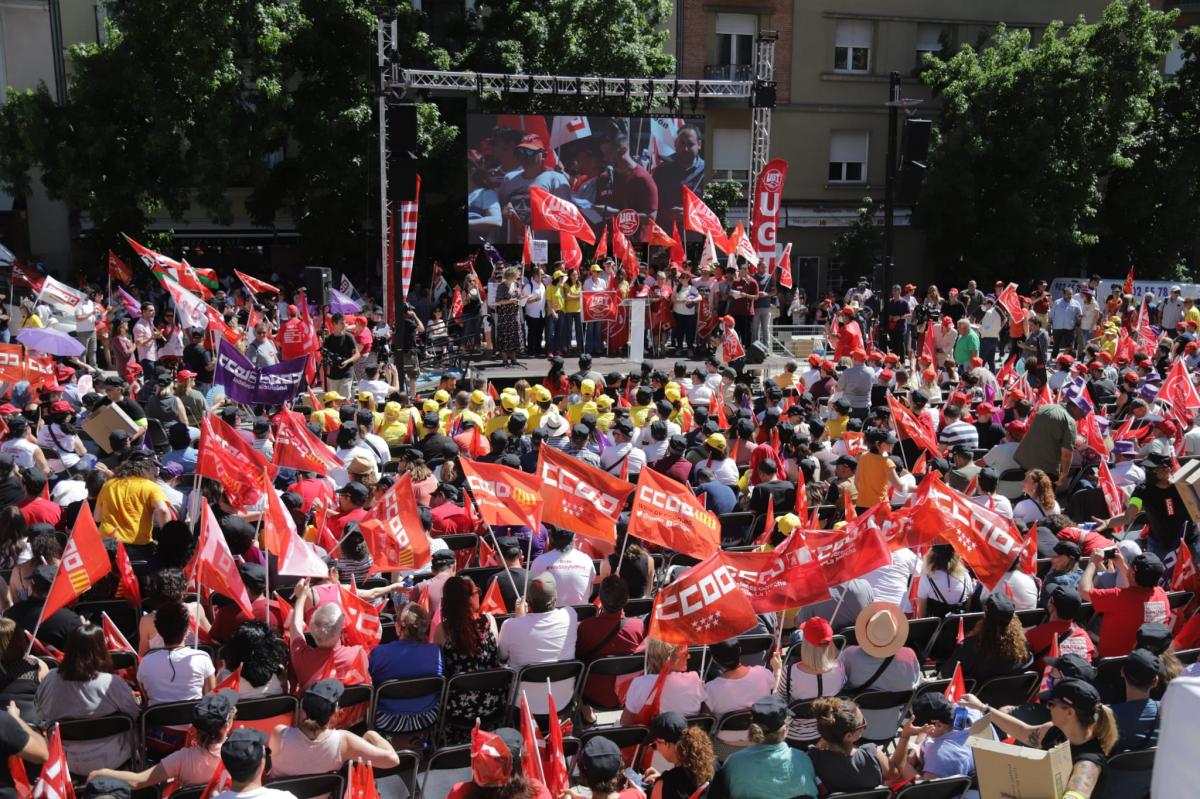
868, 350, 884, 361
177, 369, 197, 379
879, 369, 894, 382
821, 361, 836, 371
54, 365, 74, 381
1005, 420, 1029, 440
518, 133, 546, 151
922, 368, 936, 381
287, 304, 298, 315
977, 402, 996, 414
802, 617, 834, 647
1123, 372, 1140, 385
884, 353, 900, 364
40, 380, 62, 393
950, 392, 970, 406
47, 400, 73, 415
1097, 351, 1113, 363
1056, 354, 1074, 364
969, 357, 984, 368
850, 348, 867, 360
808, 354, 822, 366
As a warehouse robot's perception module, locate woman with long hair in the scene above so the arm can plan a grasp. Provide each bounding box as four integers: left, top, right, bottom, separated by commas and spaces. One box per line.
561, 270, 583, 355
218, 620, 287, 697
942, 595, 1032, 683
36, 625, 140, 775
434, 575, 502, 743
621, 639, 704, 725
596, 531, 654, 598
461, 273, 484, 352
642, 713, 715, 799
917, 544, 976, 617
807, 696, 891, 792
107, 318, 135, 378
959, 680, 1116, 798
543, 356, 569, 398
368, 602, 442, 735
784, 617, 846, 745
494, 267, 524, 367
268, 678, 400, 779
0, 507, 30, 608
0, 618, 47, 722
1013, 468, 1062, 525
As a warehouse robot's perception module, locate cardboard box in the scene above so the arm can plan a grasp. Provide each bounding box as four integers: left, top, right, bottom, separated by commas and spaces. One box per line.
82, 402, 140, 453
1171, 459, 1200, 523
968, 715, 1072, 799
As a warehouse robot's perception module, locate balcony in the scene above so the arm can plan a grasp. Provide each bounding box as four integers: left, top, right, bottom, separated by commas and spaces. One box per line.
704, 64, 755, 82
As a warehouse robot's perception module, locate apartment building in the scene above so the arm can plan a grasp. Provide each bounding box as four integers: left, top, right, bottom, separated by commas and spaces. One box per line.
673, 0, 1113, 298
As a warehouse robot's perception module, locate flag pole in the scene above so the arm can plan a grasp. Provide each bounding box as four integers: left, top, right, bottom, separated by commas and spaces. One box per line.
827, 585, 848, 630
255, 511, 270, 624
24, 616, 46, 658
521, 690, 548, 784
463, 484, 520, 598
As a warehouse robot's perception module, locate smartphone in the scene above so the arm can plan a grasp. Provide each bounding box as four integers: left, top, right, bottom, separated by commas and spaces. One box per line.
1103, 547, 1118, 560
623, 768, 644, 789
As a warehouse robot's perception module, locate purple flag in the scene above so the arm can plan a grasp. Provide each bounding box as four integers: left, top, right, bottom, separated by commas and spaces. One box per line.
214, 339, 306, 405
116, 286, 141, 318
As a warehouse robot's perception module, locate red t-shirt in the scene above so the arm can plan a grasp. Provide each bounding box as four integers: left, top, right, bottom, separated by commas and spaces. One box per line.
447, 780, 552, 799
209, 597, 285, 643
1025, 620, 1095, 673
1089, 585, 1170, 657
1056, 527, 1111, 557
277, 317, 309, 361
288, 476, 333, 515
431, 502, 473, 536
288, 637, 366, 691
1176, 613, 1200, 651
18, 497, 62, 529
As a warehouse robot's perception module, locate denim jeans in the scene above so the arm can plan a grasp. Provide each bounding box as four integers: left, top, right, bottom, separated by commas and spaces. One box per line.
980, 337, 998, 369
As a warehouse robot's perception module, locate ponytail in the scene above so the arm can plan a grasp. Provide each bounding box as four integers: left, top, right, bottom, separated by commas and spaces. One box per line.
1091, 704, 1118, 755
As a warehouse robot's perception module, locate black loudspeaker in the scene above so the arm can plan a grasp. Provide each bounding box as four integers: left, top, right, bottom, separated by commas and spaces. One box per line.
897, 118, 932, 205
745, 340, 769, 365
387, 104, 419, 205
304, 266, 333, 308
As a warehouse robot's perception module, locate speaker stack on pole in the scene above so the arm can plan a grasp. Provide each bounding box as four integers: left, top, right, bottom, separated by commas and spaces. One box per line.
303, 267, 333, 308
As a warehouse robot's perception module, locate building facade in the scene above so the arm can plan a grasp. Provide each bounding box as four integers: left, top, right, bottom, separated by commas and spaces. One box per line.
673, 0, 1113, 299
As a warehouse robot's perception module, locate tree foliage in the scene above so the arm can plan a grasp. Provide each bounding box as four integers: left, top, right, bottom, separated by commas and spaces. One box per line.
702, 181, 745, 230
916, 0, 1176, 285
830, 198, 882, 280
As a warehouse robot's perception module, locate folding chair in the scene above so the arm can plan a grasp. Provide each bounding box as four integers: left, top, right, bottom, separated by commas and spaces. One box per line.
892, 776, 972, 799
368, 676, 445, 735
717, 511, 754, 546
420, 744, 472, 799
852, 690, 913, 748
624, 597, 653, 617
513, 661, 584, 726
458, 566, 502, 594
58, 714, 136, 774
973, 672, 1042, 709
141, 699, 201, 763
1095, 655, 1131, 704
231, 695, 299, 736
1097, 747, 1154, 799
574, 726, 648, 774
1168, 591, 1194, 612
1175, 648, 1200, 666
712, 709, 753, 761
372, 749, 421, 799
168, 787, 205, 799
572, 604, 599, 621
265, 774, 344, 799
75, 600, 140, 645
1015, 608, 1047, 628
580, 654, 645, 726
924, 613, 983, 662
439, 533, 479, 572
734, 634, 774, 668
331, 684, 372, 732
437, 668, 514, 747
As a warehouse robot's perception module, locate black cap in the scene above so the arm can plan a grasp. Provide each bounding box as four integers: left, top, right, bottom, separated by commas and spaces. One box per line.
101, 375, 127, 388
750, 695, 792, 730
1053, 540, 1081, 559
81, 777, 132, 799
337, 481, 369, 502
403, 447, 425, 461
614, 418, 634, 435
911, 390, 929, 405
571, 423, 590, 439
302, 678, 345, 724
649, 712, 688, 744
579, 736, 623, 782
1047, 585, 1082, 620
496, 536, 521, 559
709, 639, 742, 671
221, 728, 268, 778
911, 692, 954, 726
1039, 678, 1100, 714
1132, 553, 1165, 586
33, 563, 57, 590
984, 594, 1015, 627
237, 561, 266, 592
949, 444, 973, 458
1045, 653, 1097, 683
1124, 648, 1165, 685
1136, 622, 1173, 654
668, 434, 687, 452
422, 411, 440, 428
832, 398, 851, 413
833, 455, 858, 470
431, 549, 456, 568
193, 689, 239, 731
1143, 452, 1173, 468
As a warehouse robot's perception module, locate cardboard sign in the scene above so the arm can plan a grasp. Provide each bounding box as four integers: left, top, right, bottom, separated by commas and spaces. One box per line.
82, 403, 140, 453
969, 715, 1072, 799
531, 238, 549, 265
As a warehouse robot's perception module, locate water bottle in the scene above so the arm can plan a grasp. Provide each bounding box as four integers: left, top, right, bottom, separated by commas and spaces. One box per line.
952, 706, 970, 731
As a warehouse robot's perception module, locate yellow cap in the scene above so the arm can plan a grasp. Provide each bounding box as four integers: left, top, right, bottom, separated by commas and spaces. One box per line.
323, 390, 345, 402
553, 270, 566, 279
581, 379, 595, 396
433, 389, 451, 404
776, 513, 801, 536
532, 385, 552, 402
422, 399, 439, 413
665, 385, 681, 402
581, 401, 598, 416
501, 394, 518, 410
358, 391, 373, 402
591, 264, 602, 272
470, 390, 485, 405
596, 395, 614, 408
704, 433, 727, 453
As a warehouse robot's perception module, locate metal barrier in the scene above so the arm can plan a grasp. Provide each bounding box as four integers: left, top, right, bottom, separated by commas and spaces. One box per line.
770, 325, 828, 361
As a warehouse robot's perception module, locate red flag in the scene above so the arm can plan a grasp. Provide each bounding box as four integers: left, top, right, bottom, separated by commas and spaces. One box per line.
1123, 266, 1135, 297
593, 228, 608, 261
460, 459, 545, 530
214, 664, 242, 693
722, 544, 831, 613
1079, 411, 1108, 457
956, 616, 965, 644
338, 581, 382, 649
31, 726, 75, 799
945, 663, 966, 703
628, 467, 721, 559
1159, 358, 1200, 425
100, 611, 134, 653
113, 542, 141, 609
528, 186, 596, 244
450, 286, 464, 320
668, 222, 686, 268
40, 504, 111, 624
196, 759, 230, 799
522, 227, 534, 266
996, 354, 1018, 387
997, 283, 1026, 325
537, 444, 634, 553
471, 722, 514, 787
647, 219, 675, 248
913, 452, 928, 476
544, 684, 570, 796
188, 506, 256, 618
24, 632, 62, 663
611, 222, 640, 278
107, 250, 132, 284
273, 408, 343, 476
518, 694, 546, 784
1172, 540, 1198, 592
648, 552, 758, 644
800, 520, 891, 586
754, 495, 776, 547
842, 487, 859, 522
1020, 527, 1038, 576
919, 475, 1024, 590
197, 414, 269, 508
360, 472, 432, 572
560, 231, 582, 271
631, 644, 685, 726
478, 537, 498, 567
480, 579, 507, 615
776, 243, 793, 290
681, 186, 730, 252
1098, 459, 1125, 518
887, 394, 941, 456
10, 755, 30, 799
234, 269, 280, 296
921, 320, 937, 365
720, 318, 745, 362
793, 467, 809, 521
842, 431, 866, 458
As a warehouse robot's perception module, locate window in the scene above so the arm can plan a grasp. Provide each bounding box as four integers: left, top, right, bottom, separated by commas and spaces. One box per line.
716, 13, 756, 67
834, 20, 871, 73
1166, 38, 1185, 75
915, 23, 947, 66
828, 131, 868, 183
713, 128, 751, 185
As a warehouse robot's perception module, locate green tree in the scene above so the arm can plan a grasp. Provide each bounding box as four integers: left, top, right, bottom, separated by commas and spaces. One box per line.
916, 0, 1175, 285
830, 197, 882, 281
702, 180, 745, 229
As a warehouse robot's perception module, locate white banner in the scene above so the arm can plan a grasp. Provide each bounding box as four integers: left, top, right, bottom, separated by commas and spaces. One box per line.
531, 239, 549, 265
35, 276, 85, 313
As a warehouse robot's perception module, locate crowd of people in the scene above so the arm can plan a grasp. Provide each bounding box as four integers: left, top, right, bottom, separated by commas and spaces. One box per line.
0, 253, 1196, 799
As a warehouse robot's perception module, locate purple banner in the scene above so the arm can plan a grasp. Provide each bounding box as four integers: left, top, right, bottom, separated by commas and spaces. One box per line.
214, 339, 306, 405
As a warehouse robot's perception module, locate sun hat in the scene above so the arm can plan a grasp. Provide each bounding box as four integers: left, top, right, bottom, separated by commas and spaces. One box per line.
854, 602, 909, 658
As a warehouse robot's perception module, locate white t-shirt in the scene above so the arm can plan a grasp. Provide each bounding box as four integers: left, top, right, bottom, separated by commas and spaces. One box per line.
1013, 498, 1060, 526
530, 547, 596, 607
624, 671, 704, 717
74, 300, 97, 333
1, 438, 38, 470
138, 646, 215, 705
703, 666, 777, 717
497, 607, 578, 670
862, 549, 921, 610
357, 379, 391, 404
978, 571, 1039, 611
918, 569, 975, 611
971, 493, 1014, 519
785, 661, 847, 740
214, 788, 298, 799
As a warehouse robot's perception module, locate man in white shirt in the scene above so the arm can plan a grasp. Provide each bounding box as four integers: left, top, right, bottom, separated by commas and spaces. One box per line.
530, 529, 596, 607
582, 265, 609, 355
1078, 288, 1102, 352
1110, 440, 1147, 489
214, 728, 298, 799
978, 295, 1004, 368
971, 467, 1014, 519
600, 418, 646, 479
1160, 286, 1186, 332
133, 302, 161, 374
863, 548, 921, 612
498, 574, 578, 667
73, 289, 100, 367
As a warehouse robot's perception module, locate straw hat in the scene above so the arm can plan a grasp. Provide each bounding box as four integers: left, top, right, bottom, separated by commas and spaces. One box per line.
854, 601, 909, 658
345, 452, 380, 486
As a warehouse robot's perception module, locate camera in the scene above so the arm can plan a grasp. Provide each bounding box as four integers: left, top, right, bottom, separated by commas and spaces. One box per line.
1103, 547, 1118, 561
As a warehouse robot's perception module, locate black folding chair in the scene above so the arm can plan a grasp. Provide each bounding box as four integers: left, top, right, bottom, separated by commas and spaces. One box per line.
624, 597, 653, 617
1097, 747, 1154, 799
368, 676, 445, 734
57, 715, 136, 774
974, 672, 1042, 709
712, 709, 753, 761
574, 726, 648, 774
892, 776, 972, 799
75, 600, 140, 645
512, 661, 585, 730
141, 699, 201, 763
853, 690, 913, 748
437, 668, 514, 747
230, 695, 299, 736
579, 654, 644, 724
458, 566, 502, 594
265, 774, 344, 799
372, 750, 421, 799
825, 791, 891, 799
924, 613, 983, 662
420, 745, 472, 799
734, 634, 775, 668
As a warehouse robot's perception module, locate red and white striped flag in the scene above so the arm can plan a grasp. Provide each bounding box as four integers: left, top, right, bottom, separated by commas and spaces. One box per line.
396, 174, 421, 310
